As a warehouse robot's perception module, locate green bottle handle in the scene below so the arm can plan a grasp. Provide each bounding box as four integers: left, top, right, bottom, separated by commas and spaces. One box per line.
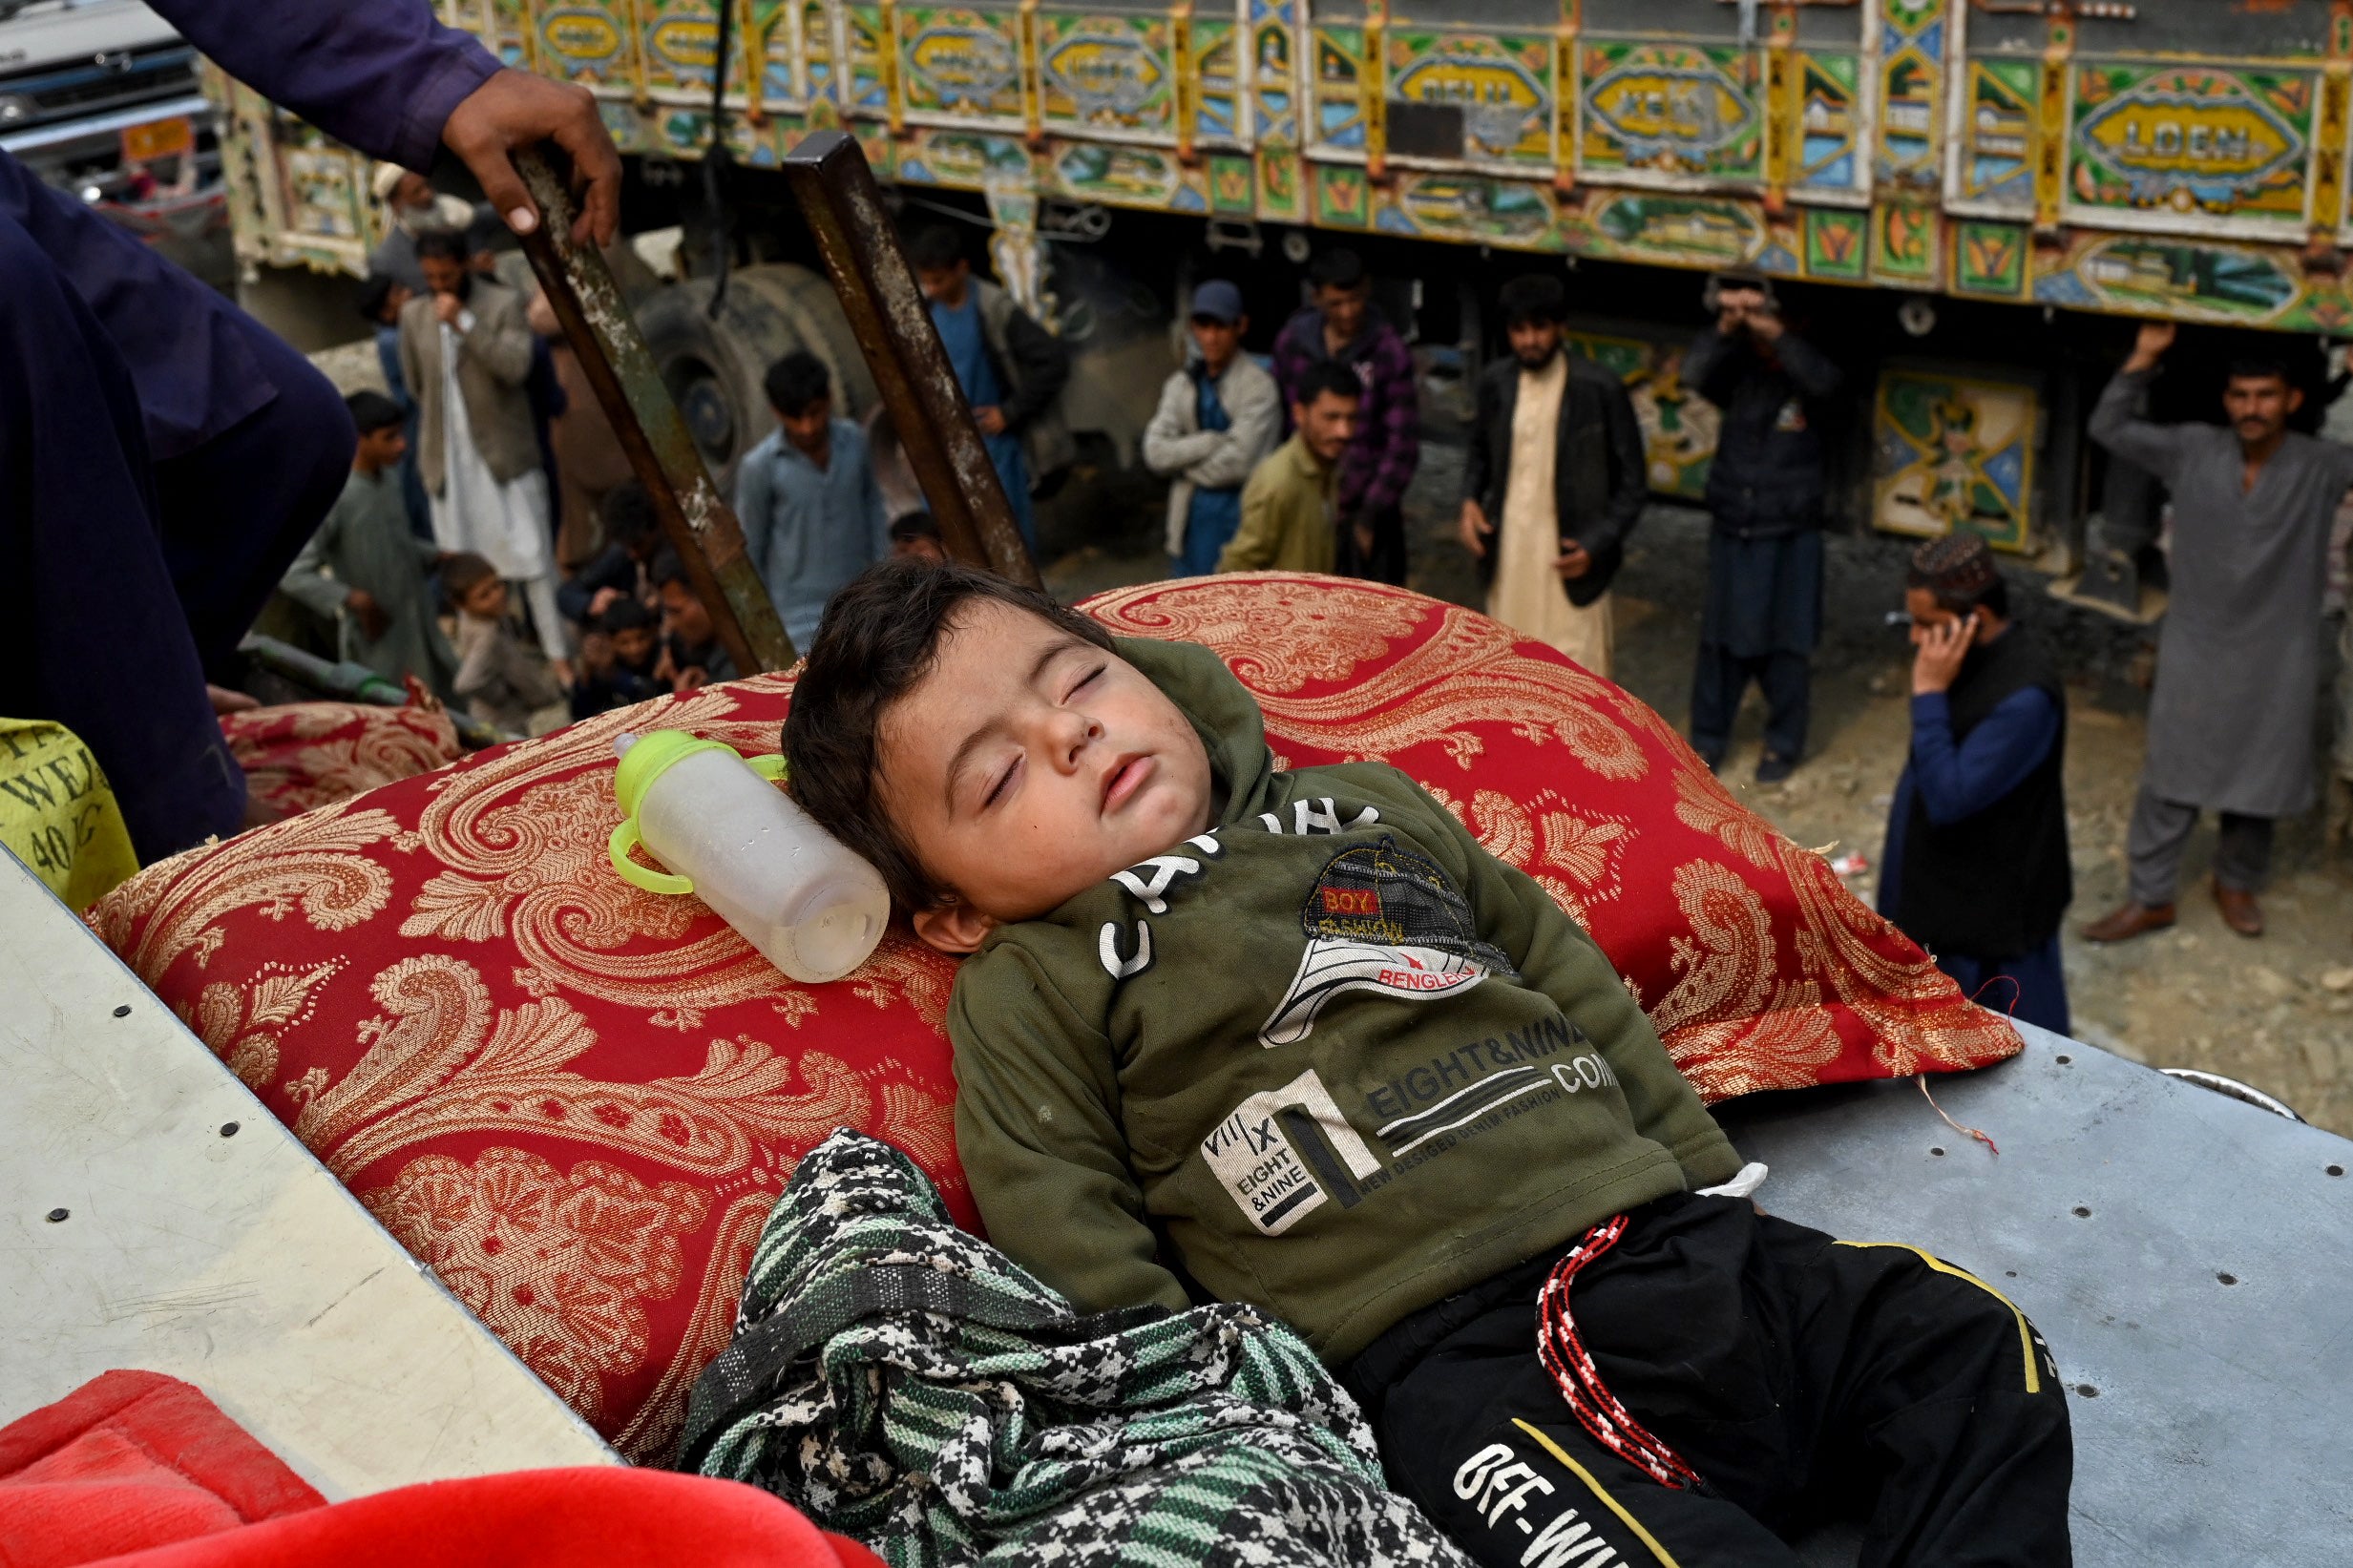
606, 752, 788, 897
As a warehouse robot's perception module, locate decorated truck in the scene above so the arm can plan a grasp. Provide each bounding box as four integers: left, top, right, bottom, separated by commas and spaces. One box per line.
213, 0, 2353, 564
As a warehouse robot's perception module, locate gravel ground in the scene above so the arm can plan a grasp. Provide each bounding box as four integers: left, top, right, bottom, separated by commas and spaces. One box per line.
1045, 436, 2353, 1138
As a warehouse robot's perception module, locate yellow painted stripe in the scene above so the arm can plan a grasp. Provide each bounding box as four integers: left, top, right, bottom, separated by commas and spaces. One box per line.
1508, 1418, 1684, 1568
1833, 1241, 2041, 1394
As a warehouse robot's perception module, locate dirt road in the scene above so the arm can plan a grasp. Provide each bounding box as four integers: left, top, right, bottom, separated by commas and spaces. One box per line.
1049, 438, 2353, 1138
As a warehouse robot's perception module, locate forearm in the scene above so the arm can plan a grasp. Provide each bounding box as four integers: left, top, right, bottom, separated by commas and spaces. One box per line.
2089, 367, 2177, 479
462, 321, 536, 387
1771, 332, 1840, 398
152, 0, 497, 170
1909, 691, 2058, 825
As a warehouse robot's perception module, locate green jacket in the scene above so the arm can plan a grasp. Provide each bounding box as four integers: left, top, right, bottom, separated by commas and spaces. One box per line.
946, 638, 1741, 1365
1218, 433, 1337, 575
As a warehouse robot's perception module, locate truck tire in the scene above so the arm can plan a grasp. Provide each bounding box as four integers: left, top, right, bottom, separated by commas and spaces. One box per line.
635, 263, 877, 488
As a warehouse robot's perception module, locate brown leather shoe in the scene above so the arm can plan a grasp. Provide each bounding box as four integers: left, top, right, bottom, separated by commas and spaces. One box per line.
2214, 882, 2264, 938
2081, 900, 2176, 943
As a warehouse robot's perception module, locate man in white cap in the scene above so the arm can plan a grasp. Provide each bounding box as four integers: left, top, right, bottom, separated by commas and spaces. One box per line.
1143, 278, 1281, 575
368, 163, 479, 293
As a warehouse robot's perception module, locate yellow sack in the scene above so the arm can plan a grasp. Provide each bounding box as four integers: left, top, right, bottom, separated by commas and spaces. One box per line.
0, 720, 139, 909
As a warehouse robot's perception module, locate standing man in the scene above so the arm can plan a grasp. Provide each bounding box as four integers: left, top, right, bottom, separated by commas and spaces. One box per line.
1458, 273, 1647, 679
1682, 273, 1841, 782
1143, 280, 1282, 575
735, 351, 892, 650
400, 229, 570, 681
279, 391, 458, 699
0, 0, 620, 860
2083, 323, 2353, 941
1271, 249, 1419, 583
1880, 535, 2071, 1034
1218, 363, 1359, 574
909, 224, 1072, 554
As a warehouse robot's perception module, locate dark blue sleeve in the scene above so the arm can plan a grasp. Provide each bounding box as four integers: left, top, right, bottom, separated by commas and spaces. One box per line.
150, 0, 499, 171
1908, 688, 2060, 826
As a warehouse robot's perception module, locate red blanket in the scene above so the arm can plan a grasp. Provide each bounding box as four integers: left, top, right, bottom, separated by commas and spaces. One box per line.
0, 1371, 877, 1568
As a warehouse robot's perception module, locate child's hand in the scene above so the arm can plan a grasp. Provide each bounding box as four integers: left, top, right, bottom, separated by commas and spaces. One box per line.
346, 588, 390, 641
1458, 499, 1492, 558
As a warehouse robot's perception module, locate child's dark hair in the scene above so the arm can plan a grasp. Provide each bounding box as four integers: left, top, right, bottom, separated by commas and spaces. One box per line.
600, 481, 660, 551
784, 558, 1115, 910
888, 508, 941, 545
1309, 248, 1366, 292
764, 351, 832, 418
907, 223, 965, 272
442, 552, 499, 602
649, 547, 692, 590
345, 389, 405, 435
599, 596, 655, 634
415, 227, 471, 264
1293, 360, 1360, 408
356, 273, 401, 324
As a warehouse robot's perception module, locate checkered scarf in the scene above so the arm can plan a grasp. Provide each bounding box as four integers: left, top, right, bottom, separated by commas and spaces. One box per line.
680, 1131, 1468, 1568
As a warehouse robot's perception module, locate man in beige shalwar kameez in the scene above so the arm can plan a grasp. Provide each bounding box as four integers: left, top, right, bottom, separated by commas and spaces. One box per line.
1460, 275, 1648, 678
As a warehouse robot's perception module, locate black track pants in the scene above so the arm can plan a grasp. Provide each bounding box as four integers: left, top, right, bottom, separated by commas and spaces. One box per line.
1348, 1193, 2072, 1567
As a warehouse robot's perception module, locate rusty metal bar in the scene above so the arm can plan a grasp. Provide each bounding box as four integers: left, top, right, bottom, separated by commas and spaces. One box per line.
779, 130, 1045, 588
510, 148, 795, 676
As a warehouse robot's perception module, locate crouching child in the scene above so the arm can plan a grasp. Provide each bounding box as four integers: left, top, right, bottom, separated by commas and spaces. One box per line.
783, 559, 2074, 1567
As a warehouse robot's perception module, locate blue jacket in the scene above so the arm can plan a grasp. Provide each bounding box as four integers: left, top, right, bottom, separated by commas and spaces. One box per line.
1, 0, 497, 458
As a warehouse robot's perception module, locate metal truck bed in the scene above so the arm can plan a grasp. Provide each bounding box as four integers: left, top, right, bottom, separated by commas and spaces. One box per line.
1719, 1024, 2353, 1566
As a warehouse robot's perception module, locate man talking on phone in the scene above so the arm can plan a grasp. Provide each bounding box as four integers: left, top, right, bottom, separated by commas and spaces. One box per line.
1879, 533, 2072, 1034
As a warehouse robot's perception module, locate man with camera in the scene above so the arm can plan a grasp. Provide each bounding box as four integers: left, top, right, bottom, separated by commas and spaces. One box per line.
1682, 274, 1841, 783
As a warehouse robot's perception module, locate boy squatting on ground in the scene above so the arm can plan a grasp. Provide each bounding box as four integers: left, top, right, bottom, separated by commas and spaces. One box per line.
784, 561, 2074, 1568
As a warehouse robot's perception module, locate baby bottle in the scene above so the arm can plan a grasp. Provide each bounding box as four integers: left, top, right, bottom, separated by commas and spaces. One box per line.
607, 730, 890, 983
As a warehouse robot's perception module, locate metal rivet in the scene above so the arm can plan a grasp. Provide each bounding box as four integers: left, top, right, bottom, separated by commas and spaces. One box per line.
2054, 1054, 2071, 1065
2075, 1383, 2099, 1399
219, 1122, 239, 1138
1930, 1146, 1946, 1157
111, 1004, 131, 1018
2072, 1205, 2092, 1218
2216, 1272, 2237, 1286
45, 1208, 67, 1223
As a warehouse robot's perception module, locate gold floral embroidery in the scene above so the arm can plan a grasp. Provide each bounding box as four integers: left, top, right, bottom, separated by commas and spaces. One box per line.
288, 953, 883, 1181
225, 701, 461, 815
183, 960, 343, 1092
95, 805, 405, 980
1090, 577, 1648, 778
1082, 574, 1425, 692
364, 1147, 708, 1422
611, 1191, 773, 1464
1648, 861, 1843, 1100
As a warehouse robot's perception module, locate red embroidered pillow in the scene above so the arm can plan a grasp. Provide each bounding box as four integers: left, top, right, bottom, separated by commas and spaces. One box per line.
92, 574, 2015, 1463
220, 695, 464, 819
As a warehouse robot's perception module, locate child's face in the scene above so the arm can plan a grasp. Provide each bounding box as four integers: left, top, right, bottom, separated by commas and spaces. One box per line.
459, 575, 508, 619
660, 579, 713, 645
877, 598, 1213, 951
613, 625, 655, 666
892, 533, 946, 563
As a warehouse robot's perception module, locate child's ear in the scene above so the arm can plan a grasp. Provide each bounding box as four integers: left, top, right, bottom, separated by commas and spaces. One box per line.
912, 896, 998, 954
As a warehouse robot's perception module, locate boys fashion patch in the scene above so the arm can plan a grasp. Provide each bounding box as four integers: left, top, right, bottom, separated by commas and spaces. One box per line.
1260, 838, 1515, 1047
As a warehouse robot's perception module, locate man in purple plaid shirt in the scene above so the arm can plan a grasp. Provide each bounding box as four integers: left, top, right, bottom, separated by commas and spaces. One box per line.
1271, 250, 1421, 584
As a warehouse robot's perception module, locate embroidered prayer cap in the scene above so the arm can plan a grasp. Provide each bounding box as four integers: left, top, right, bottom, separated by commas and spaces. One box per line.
1908, 533, 2001, 601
